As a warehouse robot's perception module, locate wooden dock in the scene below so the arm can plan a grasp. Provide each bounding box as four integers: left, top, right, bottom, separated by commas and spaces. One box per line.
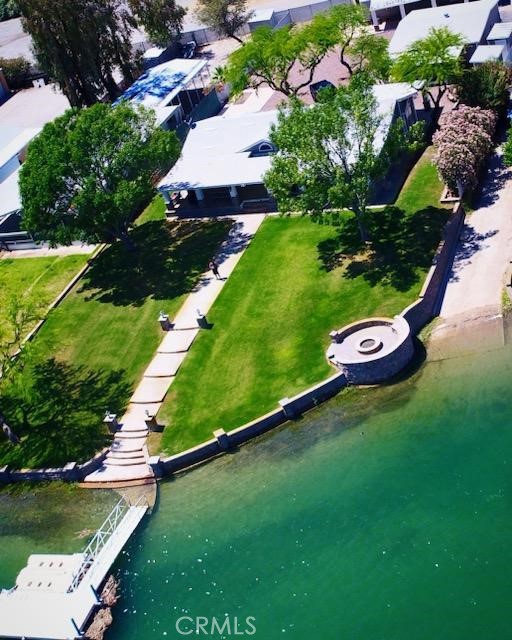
0, 497, 148, 639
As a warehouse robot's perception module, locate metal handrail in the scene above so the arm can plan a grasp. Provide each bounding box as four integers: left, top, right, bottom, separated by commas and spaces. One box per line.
68, 495, 150, 592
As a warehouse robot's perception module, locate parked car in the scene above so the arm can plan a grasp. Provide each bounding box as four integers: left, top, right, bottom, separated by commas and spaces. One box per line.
310, 80, 335, 102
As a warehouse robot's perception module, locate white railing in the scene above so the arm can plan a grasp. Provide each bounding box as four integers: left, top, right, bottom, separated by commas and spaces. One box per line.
68, 496, 148, 592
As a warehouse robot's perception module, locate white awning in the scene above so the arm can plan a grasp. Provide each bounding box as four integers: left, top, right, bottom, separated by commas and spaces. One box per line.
470, 43, 504, 64
370, 0, 419, 11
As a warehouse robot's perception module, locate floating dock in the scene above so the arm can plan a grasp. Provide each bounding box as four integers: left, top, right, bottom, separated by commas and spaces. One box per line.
0, 497, 148, 639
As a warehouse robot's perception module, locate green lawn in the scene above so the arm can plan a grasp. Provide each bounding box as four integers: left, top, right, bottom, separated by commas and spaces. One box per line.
36, 217, 231, 388
0, 254, 88, 333
158, 148, 449, 454
0, 216, 231, 468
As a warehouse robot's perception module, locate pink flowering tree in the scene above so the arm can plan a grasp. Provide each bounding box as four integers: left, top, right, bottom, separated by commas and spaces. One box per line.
433, 106, 496, 197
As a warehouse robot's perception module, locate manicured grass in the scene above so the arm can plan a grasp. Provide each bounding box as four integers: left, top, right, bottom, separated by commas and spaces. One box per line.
395, 146, 444, 213
0, 255, 88, 334
0, 218, 231, 468
135, 194, 166, 226
35, 218, 231, 395
158, 148, 449, 454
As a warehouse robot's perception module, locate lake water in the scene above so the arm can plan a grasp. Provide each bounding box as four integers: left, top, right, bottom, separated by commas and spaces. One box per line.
1, 340, 512, 639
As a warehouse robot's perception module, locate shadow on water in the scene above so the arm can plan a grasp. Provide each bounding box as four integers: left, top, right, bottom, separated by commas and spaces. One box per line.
317, 206, 450, 291
79, 219, 231, 307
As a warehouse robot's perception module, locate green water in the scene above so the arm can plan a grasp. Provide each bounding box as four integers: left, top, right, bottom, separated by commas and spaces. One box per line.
2, 344, 512, 639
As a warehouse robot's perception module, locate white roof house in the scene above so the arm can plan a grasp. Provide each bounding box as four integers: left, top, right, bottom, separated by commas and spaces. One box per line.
388, 0, 500, 57
158, 110, 280, 192
0, 127, 41, 218
158, 83, 418, 208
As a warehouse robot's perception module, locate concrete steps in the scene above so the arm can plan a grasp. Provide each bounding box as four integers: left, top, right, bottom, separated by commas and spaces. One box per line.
110, 438, 147, 452
107, 450, 146, 460
114, 429, 149, 440
104, 456, 147, 467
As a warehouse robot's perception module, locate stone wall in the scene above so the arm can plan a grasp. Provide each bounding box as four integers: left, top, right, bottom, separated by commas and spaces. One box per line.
401, 203, 465, 333
0, 448, 109, 484
340, 333, 415, 385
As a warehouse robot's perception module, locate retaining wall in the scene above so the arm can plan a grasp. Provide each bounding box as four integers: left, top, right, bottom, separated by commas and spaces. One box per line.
400, 203, 465, 333
0, 205, 465, 484
0, 448, 109, 484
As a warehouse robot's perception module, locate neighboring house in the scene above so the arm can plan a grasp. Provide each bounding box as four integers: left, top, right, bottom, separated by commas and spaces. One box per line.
114, 58, 219, 134
0, 83, 71, 251
470, 21, 512, 64
157, 83, 418, 215
388, 0, 501, 59
368, 0, 483, 26
0, 127, 41, 249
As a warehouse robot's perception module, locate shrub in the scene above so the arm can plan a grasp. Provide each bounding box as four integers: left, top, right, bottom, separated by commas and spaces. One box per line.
456, 62, 512, 114
0, 56, 30, 89
0, 0, 19, 21
433, 106, 496, 196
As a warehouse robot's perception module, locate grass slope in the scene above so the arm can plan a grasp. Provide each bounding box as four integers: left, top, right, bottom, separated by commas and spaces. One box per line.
159, 148, 449, 454
0, 255, 88, 331
0, 215, 230, 468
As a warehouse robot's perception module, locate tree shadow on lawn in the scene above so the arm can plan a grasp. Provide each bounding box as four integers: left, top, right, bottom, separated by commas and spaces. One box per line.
317, 206, 450, 291
79, 218, 231, 307
0, 358, 131, 469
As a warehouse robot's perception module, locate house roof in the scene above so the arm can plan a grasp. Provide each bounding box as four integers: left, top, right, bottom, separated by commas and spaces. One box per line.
158, 83, 417, 192
0, 167, 22, 218
114, 58, 208, 121
158, 110, 279, 191
0, 127, 40, 171
469, 43, 504, 63
487, 21, 512, 41
388, 0, 499, 56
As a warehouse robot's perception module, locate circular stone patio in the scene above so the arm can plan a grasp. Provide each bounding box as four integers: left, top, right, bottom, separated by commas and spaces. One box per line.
327, 316, 414, 384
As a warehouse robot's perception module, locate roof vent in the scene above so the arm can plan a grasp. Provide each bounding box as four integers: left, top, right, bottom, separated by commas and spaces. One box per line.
444, 12, 449, 17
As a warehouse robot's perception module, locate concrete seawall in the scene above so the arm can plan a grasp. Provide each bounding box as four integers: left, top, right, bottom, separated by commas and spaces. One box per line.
0, 205, 464, 485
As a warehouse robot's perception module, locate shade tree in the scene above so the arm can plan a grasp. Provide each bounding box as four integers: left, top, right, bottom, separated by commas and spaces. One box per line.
195, 0, 253, 43
264, 74, 424, 241
392, 27, 464, 110
19, 103, 180, 250
128, 0, 186, 48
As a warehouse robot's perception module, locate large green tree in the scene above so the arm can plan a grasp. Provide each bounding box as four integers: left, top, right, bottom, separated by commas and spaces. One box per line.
128, 0, 186, 47
222, 23, 330, 97
391, 26, 464, 110
264, 75, 423, 241
19, 103, 180, 249
18, 0, 137, 107
195, 0, 252, 44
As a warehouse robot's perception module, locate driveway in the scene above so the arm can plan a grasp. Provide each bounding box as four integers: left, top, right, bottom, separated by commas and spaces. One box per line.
429, 151, 512, 359
439, 151, 512, 320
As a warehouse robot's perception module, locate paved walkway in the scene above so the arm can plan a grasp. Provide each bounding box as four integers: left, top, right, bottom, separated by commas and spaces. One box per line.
440, 152, 512, 319
431, 151, 512, 359
1, 243, 96, 259
83, 214, 265, 485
